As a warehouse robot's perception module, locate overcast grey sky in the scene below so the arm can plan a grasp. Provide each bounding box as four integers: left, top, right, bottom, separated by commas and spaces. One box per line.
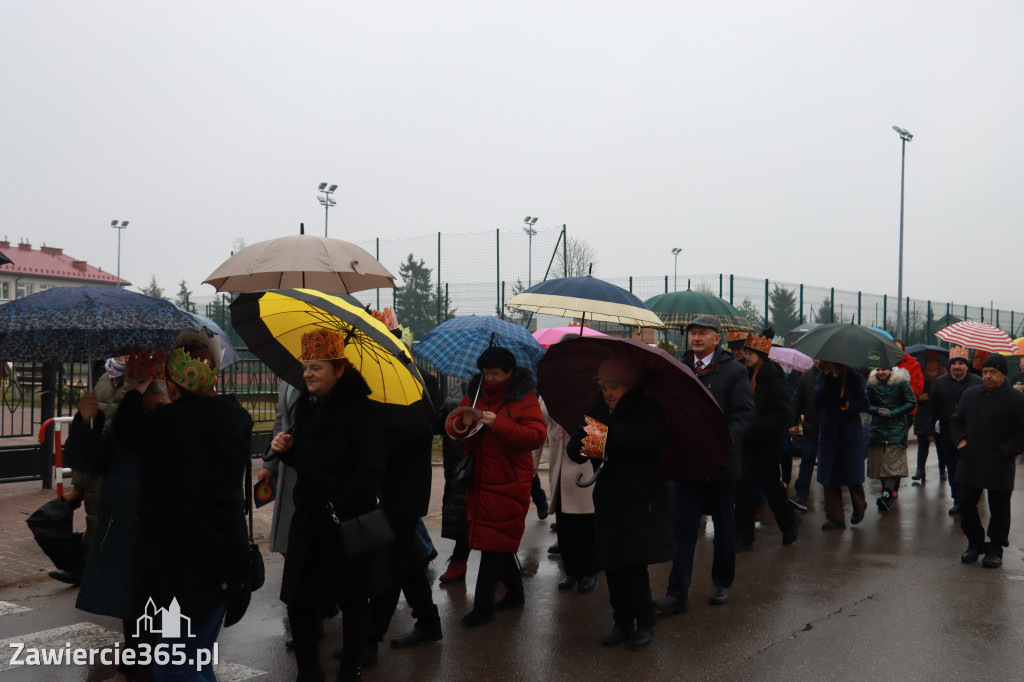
3, 1, 1022, 310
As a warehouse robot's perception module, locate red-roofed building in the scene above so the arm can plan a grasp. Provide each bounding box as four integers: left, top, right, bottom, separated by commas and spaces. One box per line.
0, 239, 128, 301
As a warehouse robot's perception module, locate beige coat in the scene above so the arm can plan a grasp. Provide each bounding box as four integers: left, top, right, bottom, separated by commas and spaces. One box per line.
534, 397, 594, 515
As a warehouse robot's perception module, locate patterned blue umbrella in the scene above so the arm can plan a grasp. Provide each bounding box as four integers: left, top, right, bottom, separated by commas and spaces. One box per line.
413, 316, 545, 380
0, 286, 202, 363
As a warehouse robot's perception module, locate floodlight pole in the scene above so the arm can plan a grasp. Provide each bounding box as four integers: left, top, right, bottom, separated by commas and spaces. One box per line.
111, 220, 129, 287
318, 183, 338, 237
893, 126, 913, 339
671, 247, 682, 291
523, 217, 538, 287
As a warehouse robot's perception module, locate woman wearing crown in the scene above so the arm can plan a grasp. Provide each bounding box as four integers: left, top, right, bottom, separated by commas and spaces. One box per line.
270, 327, 385, 682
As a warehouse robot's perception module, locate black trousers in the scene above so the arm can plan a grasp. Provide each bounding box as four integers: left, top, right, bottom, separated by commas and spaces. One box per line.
289, 599, 369, 676
555, 499, 596, 578
736, 450, 797, 544
606, 565, 654, 629
473, 551, 523, 613
368, 516, 440, 642
959, 485, 1013, 549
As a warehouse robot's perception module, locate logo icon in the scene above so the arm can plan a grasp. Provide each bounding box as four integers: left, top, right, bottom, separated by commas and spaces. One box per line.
134, 597, 195, 639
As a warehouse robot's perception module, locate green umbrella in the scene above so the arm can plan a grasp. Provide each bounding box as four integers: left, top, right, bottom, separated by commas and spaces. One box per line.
643, 291, 753, 332
792, 323, 904, 368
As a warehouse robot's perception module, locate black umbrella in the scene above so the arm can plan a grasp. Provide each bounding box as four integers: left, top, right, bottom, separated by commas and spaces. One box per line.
792, 323, 904, 368
0, 251, 12, 266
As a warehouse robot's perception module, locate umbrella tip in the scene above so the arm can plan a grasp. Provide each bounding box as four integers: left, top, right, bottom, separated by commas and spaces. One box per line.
299, 222, 304, 235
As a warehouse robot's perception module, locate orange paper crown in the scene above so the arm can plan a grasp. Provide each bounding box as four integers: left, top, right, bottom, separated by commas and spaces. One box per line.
371, 307, 399, 331
580, 416, 609, 459
301, 328, 346, 361
744, 333, 773, 355
726, 330, 747, 343
949, 345, 970, 363
124, 350, 167, 383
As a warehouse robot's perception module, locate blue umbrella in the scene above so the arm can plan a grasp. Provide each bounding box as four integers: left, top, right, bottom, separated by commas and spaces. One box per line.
506, 275, 664, 327
0, 286, 202, 369
868, 326, 893, 340
183, 310, 242, 368
905, 343, 949, 368
413, 316, 545, 380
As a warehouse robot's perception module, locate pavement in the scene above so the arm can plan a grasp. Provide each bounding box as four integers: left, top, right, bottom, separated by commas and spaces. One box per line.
0, 453, 1022, 680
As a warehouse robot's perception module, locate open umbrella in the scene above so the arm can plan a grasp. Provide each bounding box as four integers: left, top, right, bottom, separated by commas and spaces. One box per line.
413, 316, 546, 380
532, 326, 608, 349
868, 326, 893, 340
182, 311, 242, 369
643, 290, 752, 332
935, 321, 1018, 354
537, 337, 730, 482
230, 288, 425, 403
1000, 337, 1024, 357
0, 286, 202, 372
506, 275, 664, 328
769, 346, 814, 372
204, 227, 396, 294
792, 323, 904, 369
785, 322, 821, 346
905, 343, 950, 368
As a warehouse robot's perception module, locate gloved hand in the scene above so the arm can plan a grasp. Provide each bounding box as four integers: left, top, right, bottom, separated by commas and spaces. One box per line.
876, 407, 892, 418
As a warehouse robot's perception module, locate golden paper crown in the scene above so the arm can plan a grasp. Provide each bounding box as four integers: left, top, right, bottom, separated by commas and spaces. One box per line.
371, 307, 399, 331
125, 350, 167, 383
744, 333, 773, 355
726, 330, 747, 343
301, 328, 346, 361
949, 345, 970, 363
167, 348, 217, 393
580, 416, 608, 460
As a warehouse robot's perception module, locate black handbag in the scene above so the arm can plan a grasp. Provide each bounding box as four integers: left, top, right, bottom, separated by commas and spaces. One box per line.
244, 459, 265, 592
449, 454, 475, 493
324, 500, 394, 558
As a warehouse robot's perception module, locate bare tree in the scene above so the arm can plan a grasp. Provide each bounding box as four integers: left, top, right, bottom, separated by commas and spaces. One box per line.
554, 237, 598, 278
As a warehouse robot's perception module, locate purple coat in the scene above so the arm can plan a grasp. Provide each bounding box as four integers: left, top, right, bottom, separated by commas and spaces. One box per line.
814, 367, 869, 486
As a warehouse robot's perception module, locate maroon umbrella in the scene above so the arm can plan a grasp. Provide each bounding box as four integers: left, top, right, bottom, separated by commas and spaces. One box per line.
537, 337, 730, 481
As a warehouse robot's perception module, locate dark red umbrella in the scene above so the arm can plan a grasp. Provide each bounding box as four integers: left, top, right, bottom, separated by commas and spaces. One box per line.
537, 337, 730, 481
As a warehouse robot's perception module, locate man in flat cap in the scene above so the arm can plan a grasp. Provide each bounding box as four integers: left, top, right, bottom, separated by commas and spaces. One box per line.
950, 353, 1024, 568
655, 315, 754, 611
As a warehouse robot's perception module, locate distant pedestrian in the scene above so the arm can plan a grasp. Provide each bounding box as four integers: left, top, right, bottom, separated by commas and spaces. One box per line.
788, 362, 821, 511
950, 353, 1024, 568
865, 363, 916, 512
912, 354, 946, 483
929, 347, 982, 515
815, 362, 870, 530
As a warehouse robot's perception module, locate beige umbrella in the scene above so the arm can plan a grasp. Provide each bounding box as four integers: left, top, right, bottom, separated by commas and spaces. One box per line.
204, 231, 395, 294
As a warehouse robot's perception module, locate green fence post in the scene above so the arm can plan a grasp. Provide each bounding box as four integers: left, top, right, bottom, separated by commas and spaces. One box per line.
857, 292, 862, 325
437, 232, 442, 326
830, 288, 835, 323
664, 276, 668, 294
562, 225, 568, 277
883, 295, 887, 327
719, 274, 723, 298
501, 281, 505, 321
764, 279, 769, 324
496, 229, 501, 316
799, 284, 804, 324
729, 275, 734, 304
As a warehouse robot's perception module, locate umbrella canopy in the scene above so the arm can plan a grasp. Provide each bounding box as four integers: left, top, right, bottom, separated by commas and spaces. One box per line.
868, 326, 893, 340
792, 323, 904, 369
1000, 337, 1024, 357
935, 321, 1018, 354
0, 251, 12, 266
229, 289, 426, 409
183, 311, 242, 369
204, 233, 396, 294
532, 326, 608, 349
0, 286, 202, 362
537, 337, 730, 481
785, 322, 821, 346
506, 276, 665, 328
905, 343, 950, 368
643, 290, 753, 332
413, 316, 546, 380
768, 346, 814, 372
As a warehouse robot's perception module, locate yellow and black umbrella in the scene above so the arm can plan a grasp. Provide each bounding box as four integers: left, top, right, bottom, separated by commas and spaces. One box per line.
230, 289, 427, 410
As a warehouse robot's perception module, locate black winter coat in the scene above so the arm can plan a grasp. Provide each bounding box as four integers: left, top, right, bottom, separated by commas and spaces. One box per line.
277, 370, 386, 607
378, 369, 438, 520
567, 388, 673, 570
949, 381, 1024, 491
115, 390, 254, 627
790, 366, 821, 438
439, 382, 469, 541
743, 360, 791, 462
930, 372, 982, 439
682, 348, 754, 481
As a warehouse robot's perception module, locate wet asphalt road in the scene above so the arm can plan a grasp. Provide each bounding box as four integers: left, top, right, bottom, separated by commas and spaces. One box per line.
1, 457, 1023, 681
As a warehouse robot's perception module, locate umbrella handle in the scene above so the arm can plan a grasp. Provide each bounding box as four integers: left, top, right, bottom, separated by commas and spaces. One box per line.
575, 461, 604, 488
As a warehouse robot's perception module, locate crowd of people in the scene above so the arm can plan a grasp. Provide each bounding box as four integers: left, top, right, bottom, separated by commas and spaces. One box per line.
52, 311, 1024, 681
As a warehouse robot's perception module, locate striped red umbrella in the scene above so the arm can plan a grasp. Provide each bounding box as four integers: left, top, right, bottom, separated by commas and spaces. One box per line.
935, 321, 1018, 354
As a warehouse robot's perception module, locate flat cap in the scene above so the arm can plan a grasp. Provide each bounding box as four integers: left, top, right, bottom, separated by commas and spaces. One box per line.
685, 315, 722, 333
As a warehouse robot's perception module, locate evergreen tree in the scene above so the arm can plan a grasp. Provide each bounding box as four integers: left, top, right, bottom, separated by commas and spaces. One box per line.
395, 254, 440, 340
735, 297, 764, 331
768, 285, 799, 336
139, 275, 166, 301
175, 280, 193, 311
815, 296, 835, 324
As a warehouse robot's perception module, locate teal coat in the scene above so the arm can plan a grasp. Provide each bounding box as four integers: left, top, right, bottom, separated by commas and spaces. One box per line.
866, 368, 916, 446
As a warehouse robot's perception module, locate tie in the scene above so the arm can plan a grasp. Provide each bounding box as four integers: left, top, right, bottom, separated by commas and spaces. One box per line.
695, 359, 703, 372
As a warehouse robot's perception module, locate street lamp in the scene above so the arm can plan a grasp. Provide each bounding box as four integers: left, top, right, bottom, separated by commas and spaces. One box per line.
671, 247, 682, 291
523, 216, 538, 287
892, 126, 913, 339
317, 182, 338, 237
110, 220, 129, 287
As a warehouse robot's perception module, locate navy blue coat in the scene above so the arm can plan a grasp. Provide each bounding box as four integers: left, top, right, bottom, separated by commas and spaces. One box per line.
814, 367, 869, 486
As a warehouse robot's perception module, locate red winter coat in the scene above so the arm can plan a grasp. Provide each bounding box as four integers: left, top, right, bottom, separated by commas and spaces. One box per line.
897, 353, 924, 415
445, 368, 546, 553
